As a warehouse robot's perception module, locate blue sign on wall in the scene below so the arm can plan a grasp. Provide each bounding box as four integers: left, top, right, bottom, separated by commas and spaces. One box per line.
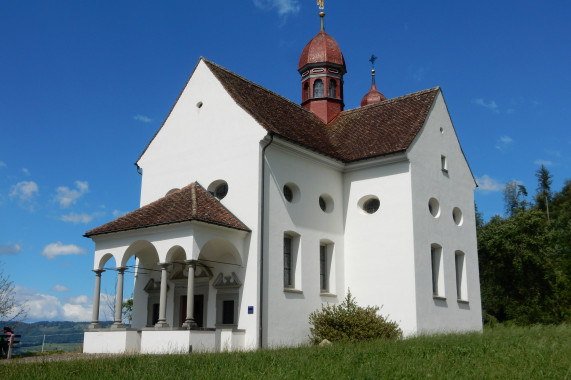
248, 306, 254, 314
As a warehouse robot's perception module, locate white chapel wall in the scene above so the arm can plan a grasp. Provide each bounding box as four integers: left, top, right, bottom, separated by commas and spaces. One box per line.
264, 142, 345, 347
407, 91, 482, 333
135, 59, 267, 349
343, 159, 419, 335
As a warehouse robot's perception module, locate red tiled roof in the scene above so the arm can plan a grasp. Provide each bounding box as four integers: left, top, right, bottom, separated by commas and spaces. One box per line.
84, 182, 250, 237
204, 59, 439, 163
298, 30, 346, 72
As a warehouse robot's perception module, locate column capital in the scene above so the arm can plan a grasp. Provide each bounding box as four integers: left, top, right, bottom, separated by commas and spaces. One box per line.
115, 267, 127, 273
158, 262, 170, 270
184, 260, 197, 267
92, 269, 105, 275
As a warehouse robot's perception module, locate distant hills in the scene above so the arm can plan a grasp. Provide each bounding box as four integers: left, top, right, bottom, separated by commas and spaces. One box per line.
2, 321, 114, 353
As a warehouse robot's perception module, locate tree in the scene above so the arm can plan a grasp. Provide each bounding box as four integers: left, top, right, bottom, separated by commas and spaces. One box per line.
478, 209, 570, 324
0, 265, 26, 323
122, 297, 133, 325
503, 181, 528, 217
535, 164, 553, 221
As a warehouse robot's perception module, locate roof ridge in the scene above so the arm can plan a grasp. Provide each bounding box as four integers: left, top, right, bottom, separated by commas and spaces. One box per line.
202, 59, 323, 123
341, 86, 441, 115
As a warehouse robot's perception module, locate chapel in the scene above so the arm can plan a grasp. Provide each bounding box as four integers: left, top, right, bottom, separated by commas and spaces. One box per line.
83, 10, 482, 354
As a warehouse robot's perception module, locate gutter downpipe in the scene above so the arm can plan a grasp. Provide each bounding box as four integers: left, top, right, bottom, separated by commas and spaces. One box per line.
259, 132, 274, 349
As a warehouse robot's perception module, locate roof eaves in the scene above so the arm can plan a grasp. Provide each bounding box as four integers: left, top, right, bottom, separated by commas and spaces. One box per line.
84, 216, 250, 238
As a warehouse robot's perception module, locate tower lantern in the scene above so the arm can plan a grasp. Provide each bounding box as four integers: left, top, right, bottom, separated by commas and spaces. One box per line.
298, 11, 346, 124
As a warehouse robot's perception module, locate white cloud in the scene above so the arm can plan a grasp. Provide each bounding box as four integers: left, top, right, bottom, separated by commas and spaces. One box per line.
473, 98, 499, 113
52, 285, 70, 292
133, 114, 152, 123
253, 0, 300, 16
60, 212, 95, 224
534, 159, 553, 166
61, 303, 92, 321
495, 135, 513, 151
112, 209, 128, 218
41, 242, 87, 259
54, 180, 88, 208
9, 181, 39, 201
22, 168, 30, 176
16, 286, 93, 322
64, 295, 89, 304
476, 175, 503, 192
0, 243, 22, 255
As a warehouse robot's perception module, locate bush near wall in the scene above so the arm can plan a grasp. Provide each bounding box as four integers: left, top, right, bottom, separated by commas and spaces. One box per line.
309, 291, 402, 344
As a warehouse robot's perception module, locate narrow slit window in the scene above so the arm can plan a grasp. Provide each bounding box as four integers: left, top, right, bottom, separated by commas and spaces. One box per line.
431, 244, 444, 297
320, 245, 327, 291
284, 237, 292, 288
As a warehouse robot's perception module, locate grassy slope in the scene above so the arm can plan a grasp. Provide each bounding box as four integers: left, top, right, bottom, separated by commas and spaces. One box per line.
1, 325, 569, 379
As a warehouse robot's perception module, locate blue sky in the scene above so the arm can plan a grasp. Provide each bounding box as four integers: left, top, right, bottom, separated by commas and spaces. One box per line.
1, 0, 569, 322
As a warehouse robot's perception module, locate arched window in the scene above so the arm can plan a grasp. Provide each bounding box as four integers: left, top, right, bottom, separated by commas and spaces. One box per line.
313, 79, 324, 98
329, 79, 336, 98
304, 82, 309, 101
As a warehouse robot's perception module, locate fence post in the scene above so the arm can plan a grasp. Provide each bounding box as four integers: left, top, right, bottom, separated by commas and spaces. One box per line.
42, 335, 46, 353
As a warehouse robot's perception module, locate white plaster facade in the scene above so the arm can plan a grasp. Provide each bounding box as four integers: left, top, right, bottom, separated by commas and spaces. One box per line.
83, 57, 482, 354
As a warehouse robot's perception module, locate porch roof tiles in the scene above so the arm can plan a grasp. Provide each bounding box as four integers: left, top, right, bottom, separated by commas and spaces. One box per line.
84, 182, 250, 237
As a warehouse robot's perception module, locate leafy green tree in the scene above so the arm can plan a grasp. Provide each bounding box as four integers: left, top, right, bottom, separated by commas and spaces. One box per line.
122, 297, 133, 325
535, 165, 553, 220
478, 209, 570, 324
308, 290, 401, 344
503, 181, 528, 217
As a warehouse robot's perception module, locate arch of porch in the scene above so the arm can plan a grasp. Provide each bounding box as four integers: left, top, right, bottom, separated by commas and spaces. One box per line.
88, 222, 250, 330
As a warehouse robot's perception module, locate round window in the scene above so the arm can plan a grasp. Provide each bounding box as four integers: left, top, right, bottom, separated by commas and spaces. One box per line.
319, 196, 326, 211
363, 198, 380, 214
428, 198, 440, 218
214, 183, 228, 200
207, 180, 228, 200
283, 183, 300, 203
283, 185, 293, 202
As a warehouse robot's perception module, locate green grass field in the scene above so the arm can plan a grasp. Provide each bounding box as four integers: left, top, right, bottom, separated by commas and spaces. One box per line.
1, 324, 569, 379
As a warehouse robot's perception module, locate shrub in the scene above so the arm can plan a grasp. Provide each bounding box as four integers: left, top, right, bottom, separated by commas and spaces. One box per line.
309, 290, 402, 344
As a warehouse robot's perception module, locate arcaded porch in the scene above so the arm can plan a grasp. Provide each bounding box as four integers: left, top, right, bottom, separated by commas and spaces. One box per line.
83, 183, 252, 354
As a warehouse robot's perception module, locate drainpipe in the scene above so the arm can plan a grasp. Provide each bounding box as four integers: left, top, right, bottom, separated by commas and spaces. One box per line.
259, 133, 274, 349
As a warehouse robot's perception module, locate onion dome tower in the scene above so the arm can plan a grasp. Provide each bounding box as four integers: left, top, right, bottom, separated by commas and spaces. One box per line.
361, 55, 386, 107
298, 12, 347, 124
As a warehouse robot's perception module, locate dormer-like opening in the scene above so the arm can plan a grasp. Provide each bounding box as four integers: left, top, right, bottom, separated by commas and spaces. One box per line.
304, 82, 310, 102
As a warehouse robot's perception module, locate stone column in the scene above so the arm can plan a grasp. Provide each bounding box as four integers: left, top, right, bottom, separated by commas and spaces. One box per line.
89, 269, 105, 329
111, 267, 126, 328
155, 262, 170, 328
182, 260, 198, 329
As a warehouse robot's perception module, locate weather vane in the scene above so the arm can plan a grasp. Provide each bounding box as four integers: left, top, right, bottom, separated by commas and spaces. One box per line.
369, 54, 378, 69
317, 0, 324, 10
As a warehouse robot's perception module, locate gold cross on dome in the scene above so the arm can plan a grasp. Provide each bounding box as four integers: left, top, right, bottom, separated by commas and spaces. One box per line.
317, 0, 324, 10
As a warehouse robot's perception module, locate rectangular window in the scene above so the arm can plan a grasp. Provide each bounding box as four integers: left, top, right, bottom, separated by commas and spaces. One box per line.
284, 236, 292, 288
222, 300, 235, 324
431, 245, 444, 298
320, 245, 327, 291
441, 155, 448, 173
455, 251, 467, 301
